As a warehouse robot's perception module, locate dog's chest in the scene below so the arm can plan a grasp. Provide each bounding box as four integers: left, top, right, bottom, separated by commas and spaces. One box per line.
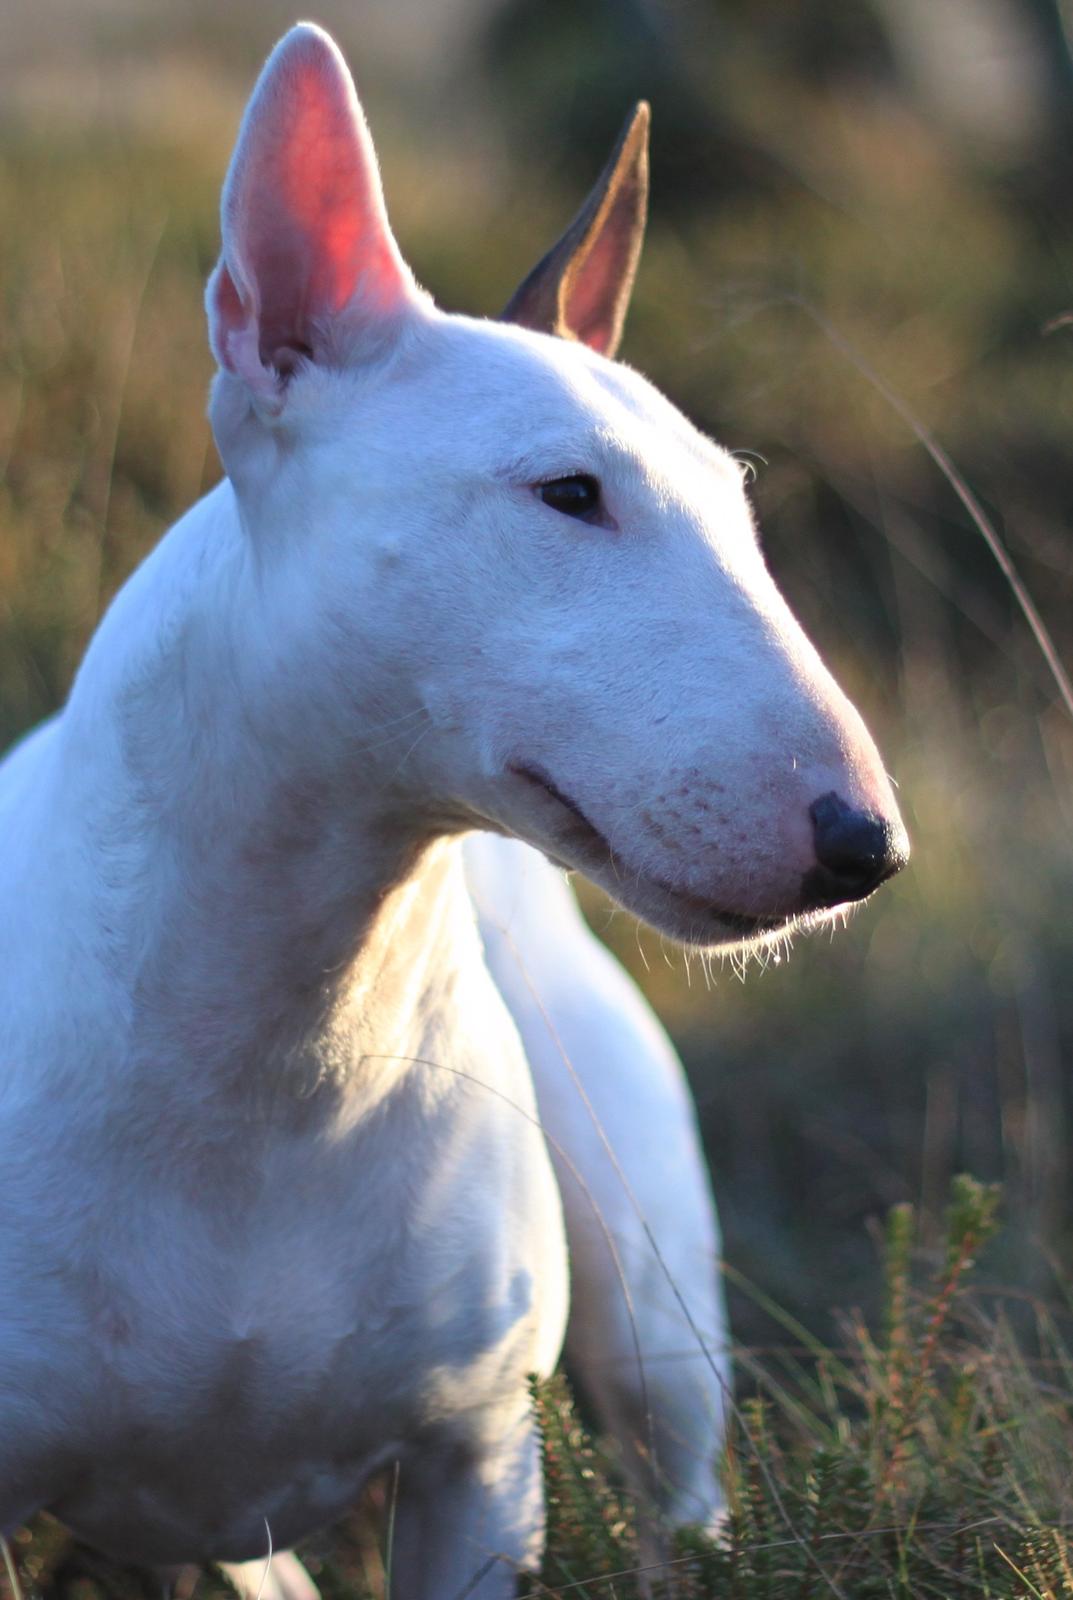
54, 1232, 510, 1561
31, 1026, 563, 1563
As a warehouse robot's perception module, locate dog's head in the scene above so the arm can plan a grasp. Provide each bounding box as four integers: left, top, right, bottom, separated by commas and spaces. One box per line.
206, 24, 907, 948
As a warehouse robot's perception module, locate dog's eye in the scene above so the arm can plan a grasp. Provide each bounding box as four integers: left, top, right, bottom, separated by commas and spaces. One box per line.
539, 475, 601, 520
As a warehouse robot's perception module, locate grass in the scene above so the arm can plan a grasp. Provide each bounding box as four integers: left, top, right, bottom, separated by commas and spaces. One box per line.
530, 1176, 1073, 1598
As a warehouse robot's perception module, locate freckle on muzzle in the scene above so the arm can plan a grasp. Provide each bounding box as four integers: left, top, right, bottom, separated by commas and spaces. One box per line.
801, 790, 908, 909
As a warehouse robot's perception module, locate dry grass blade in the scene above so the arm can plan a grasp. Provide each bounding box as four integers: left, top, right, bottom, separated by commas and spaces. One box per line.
0, 1540, 24, 1600
787, 296, 1073, 727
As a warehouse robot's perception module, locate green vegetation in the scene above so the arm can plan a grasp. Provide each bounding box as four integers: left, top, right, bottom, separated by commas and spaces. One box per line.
528, 1177, 1071, 1598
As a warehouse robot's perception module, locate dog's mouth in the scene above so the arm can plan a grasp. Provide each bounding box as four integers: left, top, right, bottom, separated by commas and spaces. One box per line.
507, 761, 793, 942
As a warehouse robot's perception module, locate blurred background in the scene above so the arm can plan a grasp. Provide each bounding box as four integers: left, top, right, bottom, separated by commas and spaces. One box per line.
5, 0, 1073, 1357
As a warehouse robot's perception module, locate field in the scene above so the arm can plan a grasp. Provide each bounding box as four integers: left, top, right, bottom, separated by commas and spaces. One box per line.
6, 0, 1073, 1593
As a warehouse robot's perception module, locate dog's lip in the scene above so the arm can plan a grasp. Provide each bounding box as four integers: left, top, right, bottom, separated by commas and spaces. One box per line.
506, 760, 793, 937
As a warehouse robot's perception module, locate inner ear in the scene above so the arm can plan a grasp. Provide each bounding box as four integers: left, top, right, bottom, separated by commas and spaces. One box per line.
206, 23, 419, 406
273, 342, 315, 379
502, 103, 649, 360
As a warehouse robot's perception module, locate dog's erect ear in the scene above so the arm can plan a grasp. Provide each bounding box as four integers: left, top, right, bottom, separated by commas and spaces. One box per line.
206, 23, 419, 412
502, 104, 649, 360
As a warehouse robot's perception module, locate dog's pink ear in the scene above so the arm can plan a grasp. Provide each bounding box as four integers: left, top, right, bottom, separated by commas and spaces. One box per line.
206, 23, 418, 409
502, 104, 649, 360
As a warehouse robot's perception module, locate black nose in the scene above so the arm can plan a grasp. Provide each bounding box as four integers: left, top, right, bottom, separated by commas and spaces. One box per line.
804, 790, 907, 907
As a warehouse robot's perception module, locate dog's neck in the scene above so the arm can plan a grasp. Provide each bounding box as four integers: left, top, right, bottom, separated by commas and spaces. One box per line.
61, 479, 470, 1119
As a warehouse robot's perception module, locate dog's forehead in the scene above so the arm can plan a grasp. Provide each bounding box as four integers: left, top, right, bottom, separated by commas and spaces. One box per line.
406, 311, 738, 482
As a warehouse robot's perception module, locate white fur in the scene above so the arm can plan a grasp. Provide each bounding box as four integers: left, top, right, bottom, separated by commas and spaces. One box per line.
0, 24, 906, 1598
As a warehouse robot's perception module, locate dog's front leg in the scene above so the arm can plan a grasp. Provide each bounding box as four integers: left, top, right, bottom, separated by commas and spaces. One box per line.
388, 1412, 543, 1600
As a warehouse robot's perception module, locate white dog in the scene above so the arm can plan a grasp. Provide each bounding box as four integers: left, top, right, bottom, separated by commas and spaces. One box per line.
0, 24, 907, 1599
